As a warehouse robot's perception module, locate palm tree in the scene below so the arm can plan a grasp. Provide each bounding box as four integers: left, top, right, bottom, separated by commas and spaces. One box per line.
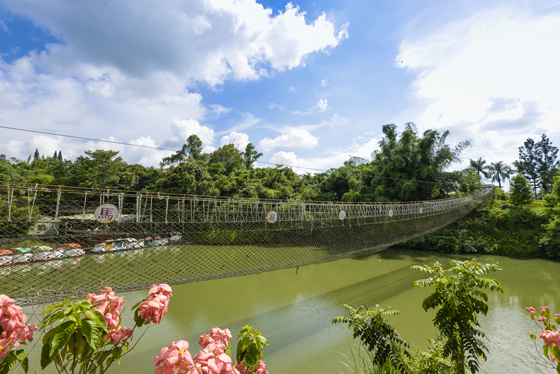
469, 158, 490, 179
488, 161, 513, 189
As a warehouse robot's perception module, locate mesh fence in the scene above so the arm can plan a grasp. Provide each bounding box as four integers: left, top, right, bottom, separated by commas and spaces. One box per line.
0, 182, 492, 306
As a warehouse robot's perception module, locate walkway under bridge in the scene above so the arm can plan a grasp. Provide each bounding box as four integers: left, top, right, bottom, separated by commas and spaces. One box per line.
0, 182, 492, 305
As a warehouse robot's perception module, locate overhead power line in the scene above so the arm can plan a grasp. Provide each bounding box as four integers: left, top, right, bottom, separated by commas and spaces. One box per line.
0, 125, 178, 152
1, 125, 442, 184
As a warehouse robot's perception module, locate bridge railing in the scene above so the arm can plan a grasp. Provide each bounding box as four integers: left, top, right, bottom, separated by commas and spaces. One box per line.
0, 182, 492, 306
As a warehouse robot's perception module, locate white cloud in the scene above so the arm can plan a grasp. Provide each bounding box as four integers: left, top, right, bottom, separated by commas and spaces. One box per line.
258, 128, 319, 151
267, 135, 378, 174
321, 79, 327, 86
292, 98, 329, 114
168, 118, 215, 145
268, 103, 286, 110
209, 104, 232, 116
0, 0, 347, 164
220, 132, 249, 151
396, 8, 560, 166
3, 0, 347, 86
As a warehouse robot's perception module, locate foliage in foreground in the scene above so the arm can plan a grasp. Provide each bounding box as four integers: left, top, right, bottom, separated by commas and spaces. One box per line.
526, 306, 560, 373
154, 325, 269, 374
333, 305, 412, 373
412, 260, 502, 374
334, 259, 502, 374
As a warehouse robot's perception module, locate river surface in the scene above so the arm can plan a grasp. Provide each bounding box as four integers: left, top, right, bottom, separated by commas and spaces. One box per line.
21, 248, 560, 373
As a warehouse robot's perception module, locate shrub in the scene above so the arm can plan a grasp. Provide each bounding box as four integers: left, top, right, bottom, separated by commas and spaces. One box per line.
509, 174, 533, 206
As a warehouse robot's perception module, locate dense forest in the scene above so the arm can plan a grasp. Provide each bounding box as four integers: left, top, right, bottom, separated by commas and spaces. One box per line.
0, 124, 483, 202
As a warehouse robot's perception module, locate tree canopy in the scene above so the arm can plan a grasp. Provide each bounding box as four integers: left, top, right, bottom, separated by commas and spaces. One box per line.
0, 125, 481, 202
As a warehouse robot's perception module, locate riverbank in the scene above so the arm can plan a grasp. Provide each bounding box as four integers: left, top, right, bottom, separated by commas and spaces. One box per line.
405, 197, 560, 259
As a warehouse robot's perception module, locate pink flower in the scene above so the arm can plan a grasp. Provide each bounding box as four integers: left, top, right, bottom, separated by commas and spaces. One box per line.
154, 340, 193, 374
541, 306, 551, 313
139, 285, 172, 325
0, 336, 20, 359
87, 287, 126, 330
540, 329, 560, 348
234, 362, 248, 374
199, 334, 215, 348
254, 360, 268, 374
194, 343, 233, 374
0, 294, 36, 344
538, 316, 548, 322
106, 326, 133, 346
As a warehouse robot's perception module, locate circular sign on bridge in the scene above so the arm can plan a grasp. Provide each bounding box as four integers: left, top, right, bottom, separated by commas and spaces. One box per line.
339, 211, 346, 220
388, 209, 393, 217
267, 211, 277, 224
419, 207, 423, 214
94, 204, 119, 224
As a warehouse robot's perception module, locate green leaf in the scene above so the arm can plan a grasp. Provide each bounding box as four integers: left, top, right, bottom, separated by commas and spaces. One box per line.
21, 356, 29, 373
85, 310, 107, 330
14, 349, 26, 360
41, 341, 54, 369
130, 300, 143, 311
112, 347, 123, 359
82, 319, 104, 350
50, 320, 77, 358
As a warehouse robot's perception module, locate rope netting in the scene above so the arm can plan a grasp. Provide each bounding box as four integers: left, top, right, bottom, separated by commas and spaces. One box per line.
0, 182, 492, 306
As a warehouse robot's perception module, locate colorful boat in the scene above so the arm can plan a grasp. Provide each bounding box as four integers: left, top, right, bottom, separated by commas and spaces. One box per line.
0, 249, 13, 266
11, 248, 33, 264
31, 246, 58, 262
60, 243, 85, 257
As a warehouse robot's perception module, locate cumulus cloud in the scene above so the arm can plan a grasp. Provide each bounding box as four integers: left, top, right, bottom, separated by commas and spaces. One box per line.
0, 0, 347, 163
292, 98, 329, 114
220, 132, 249, 151
2, 0, 347, 86
168, 118, 215, 145
396, 8, 560, 166
267, 135, 378, 174
258, 128, 319, 151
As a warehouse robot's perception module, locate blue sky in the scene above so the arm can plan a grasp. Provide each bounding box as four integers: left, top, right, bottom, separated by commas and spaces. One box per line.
1, 0, 559, 179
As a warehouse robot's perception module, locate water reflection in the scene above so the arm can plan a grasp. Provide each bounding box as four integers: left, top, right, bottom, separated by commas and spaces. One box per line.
17, 248, 560, 374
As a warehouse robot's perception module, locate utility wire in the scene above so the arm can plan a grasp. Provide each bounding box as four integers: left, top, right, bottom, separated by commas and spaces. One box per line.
1, 125, 443, 184
0, 125, 179, 152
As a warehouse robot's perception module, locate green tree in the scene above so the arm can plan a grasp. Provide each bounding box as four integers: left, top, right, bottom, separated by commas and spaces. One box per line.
160, 134, 204, 167
488, 161, 512, 189
209, 144, 244, 176
242, 142, 263, 169
33, 148, 40, 161
514, 134, 558, 199
57, 150, 63, 161
509, 174, 533, 206
412, 260, 502, 374
552, 170, 560, 201
514, 138, 540, 199
468, 158, 490, 179
74, 150, 125, 189
370, 123, 469, 202
537, 134, 559, 195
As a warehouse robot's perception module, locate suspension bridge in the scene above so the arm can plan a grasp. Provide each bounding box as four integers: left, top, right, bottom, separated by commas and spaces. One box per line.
0, 181, 492, 305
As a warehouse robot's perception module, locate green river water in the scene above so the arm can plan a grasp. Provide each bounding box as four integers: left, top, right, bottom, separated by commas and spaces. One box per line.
20, 247, 560, 373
